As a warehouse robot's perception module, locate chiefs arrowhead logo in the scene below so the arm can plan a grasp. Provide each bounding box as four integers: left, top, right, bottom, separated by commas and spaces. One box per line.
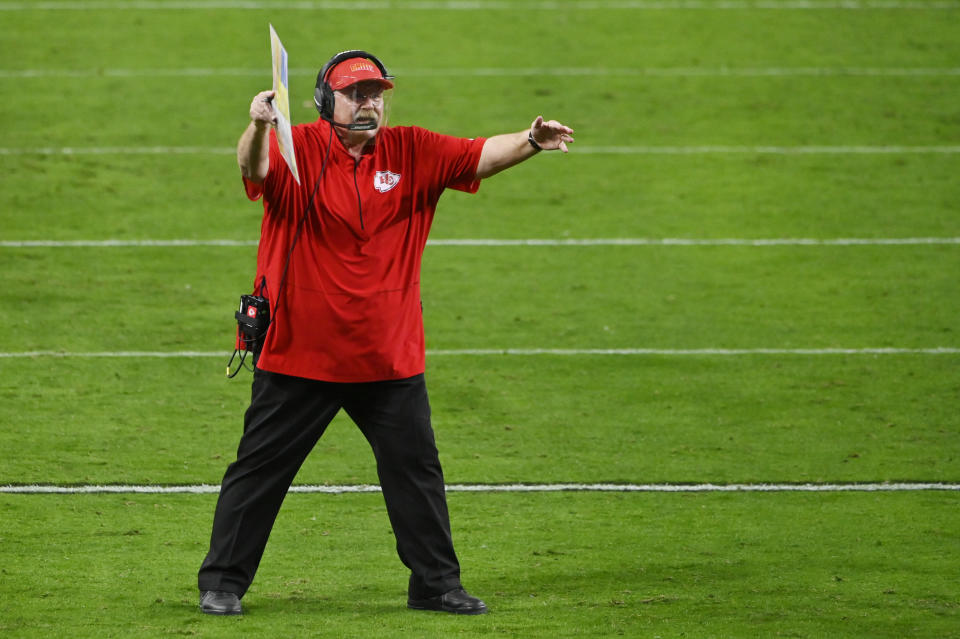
374, 170, 401, 193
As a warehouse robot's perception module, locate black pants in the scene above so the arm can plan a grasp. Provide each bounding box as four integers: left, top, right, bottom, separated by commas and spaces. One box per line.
197, 370, 462, 599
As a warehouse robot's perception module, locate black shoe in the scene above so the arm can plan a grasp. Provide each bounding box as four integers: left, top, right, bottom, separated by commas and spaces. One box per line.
408, 588, 488, 615
199, 590, 242, 615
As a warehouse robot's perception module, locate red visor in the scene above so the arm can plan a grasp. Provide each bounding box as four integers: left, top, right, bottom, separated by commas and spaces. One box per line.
327, 57, 394, 91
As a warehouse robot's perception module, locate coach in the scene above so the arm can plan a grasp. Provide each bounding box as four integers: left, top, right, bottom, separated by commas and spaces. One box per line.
198, 49, 574, 616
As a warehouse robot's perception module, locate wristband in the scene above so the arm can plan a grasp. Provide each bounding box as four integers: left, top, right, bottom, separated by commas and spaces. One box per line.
527, 131, 543, 152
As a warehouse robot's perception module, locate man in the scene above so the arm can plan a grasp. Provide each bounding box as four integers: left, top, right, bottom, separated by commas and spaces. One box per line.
198, 50, 573, 617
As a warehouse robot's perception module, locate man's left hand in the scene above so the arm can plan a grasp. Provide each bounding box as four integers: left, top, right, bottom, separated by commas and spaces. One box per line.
530, 116, 575, 153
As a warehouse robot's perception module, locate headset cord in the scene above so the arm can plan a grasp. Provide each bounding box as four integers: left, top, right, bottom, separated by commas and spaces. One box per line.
227, 123, 335, 378
227, 126, 333, 379
271, 123, 334, 323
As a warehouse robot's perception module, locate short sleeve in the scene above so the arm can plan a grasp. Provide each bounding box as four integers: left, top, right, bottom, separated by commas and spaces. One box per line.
243, 175, 265, 201
240, 129, 287, 201
411, 127, 486, 194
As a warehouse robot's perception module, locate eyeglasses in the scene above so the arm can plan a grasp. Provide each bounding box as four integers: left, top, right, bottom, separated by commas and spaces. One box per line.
335, 86, 385, 105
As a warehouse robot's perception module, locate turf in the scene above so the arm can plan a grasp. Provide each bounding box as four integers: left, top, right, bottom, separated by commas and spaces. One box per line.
2, 353, 958, 485
0, 491, 957, 639
3, 154, 959, 240
4, 243, 959, 351
1, 0, 959, 637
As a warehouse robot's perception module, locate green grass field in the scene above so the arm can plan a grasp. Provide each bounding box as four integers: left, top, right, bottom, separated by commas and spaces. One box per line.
1, 1, 959, 637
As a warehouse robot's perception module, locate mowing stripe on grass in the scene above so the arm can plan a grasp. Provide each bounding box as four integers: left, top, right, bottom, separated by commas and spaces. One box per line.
2, 483, 958, 494
3, 145, 960, 155
4, 67, 960, 78
0, 1, 957, 10
3, 237, 960, 248
2, 348, 958, 358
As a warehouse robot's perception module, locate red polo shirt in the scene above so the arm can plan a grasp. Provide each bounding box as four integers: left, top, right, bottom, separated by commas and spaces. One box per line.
242, 118, 485, 382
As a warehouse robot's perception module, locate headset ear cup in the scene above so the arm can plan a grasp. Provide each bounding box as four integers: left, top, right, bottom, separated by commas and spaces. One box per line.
320, 84, 334, 119
314, 84, 326, 117
313, 69, 332, 118
314, 64, 339, 120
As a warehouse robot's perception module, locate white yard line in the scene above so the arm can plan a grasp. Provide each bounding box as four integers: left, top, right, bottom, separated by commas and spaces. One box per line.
577, 145, 960, 154
1, 348, 958, 358
427, 238, 960, 246
0, 239, 259, 247
2, 482, 957, 494
0, 146, 236, 155
0, 1, 957, 10
3, 67, 959, 78
3, 145, 960, 155
2, 237, 959, 248
428, 348, 960, 355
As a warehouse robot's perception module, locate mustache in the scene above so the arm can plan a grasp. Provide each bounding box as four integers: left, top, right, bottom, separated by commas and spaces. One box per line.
354, 108, 379, 123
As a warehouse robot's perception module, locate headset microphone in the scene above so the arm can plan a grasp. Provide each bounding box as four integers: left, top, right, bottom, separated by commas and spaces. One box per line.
329, 118, 379, 132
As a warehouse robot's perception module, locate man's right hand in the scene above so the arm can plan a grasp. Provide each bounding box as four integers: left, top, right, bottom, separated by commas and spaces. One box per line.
250, 90, 277, 125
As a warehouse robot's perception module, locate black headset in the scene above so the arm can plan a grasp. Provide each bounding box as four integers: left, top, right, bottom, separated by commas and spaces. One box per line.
314, 50, 392, 128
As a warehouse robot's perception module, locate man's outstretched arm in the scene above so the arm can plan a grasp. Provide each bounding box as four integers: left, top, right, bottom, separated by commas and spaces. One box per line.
475, 116, 574, 180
